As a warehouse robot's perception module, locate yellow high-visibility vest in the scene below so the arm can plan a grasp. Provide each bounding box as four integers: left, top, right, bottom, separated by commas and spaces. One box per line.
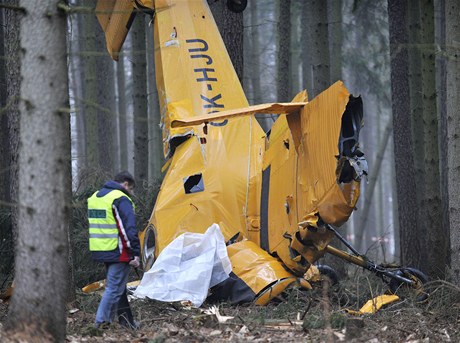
87, 189, 134, 251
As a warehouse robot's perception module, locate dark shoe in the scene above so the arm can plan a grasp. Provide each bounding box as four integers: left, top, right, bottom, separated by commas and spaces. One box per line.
119, 317, 140, 330
95, 321, 111, 330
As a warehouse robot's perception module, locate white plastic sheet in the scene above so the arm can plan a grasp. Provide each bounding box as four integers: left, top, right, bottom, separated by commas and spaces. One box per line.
134, 224, 232, 307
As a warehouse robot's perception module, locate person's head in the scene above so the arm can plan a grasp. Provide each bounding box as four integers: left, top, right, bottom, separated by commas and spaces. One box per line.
114, 171, 135, 194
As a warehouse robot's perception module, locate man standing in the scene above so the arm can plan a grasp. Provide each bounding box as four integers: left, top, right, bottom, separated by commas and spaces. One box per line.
87, 171, 140, 329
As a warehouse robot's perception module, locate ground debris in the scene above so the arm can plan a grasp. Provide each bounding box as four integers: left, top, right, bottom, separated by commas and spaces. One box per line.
0, 278, 458, 342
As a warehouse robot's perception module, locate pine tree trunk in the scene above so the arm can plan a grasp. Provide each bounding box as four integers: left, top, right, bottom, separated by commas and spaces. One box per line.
95, 26, 116, 173
132, 14, 149, 182
3, 0, 21, 252
436, 0, 450, 273
0, 5, 9, 204
117, 55, 129, 171
81, 0, 99, 170
6, 1, 71, 341
290, 0, 301, 95
445, 0, 460, 283
303, 0, 330, 98
146, 23, 163, 182
420, 0, 445, 279
249, 1, 262, 104
388, 0, 422, 268
328, 0, 342, 83
208, 0, 244, 82
301, 0, 312, 93
276, 0, 291, 102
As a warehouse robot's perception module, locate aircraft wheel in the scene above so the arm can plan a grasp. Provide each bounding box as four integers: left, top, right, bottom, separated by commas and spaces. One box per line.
389, 267, 429, 301
226, 0, 247, 13
142, 225, 156, 272
316, 264, 340, 286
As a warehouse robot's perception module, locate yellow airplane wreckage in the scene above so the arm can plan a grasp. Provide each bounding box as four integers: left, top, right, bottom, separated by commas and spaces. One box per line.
91, 0, 429, 308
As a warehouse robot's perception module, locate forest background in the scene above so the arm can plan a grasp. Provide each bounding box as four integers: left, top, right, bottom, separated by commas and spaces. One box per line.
0, 0, 459, 342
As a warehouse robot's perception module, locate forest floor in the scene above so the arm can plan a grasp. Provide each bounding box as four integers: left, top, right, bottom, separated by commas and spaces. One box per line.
0, 274, 459, 343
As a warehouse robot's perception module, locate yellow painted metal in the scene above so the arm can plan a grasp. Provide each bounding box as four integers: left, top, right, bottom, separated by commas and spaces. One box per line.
95, 0, 134, 61
263, 82, 361, 274
346, 294, 400, 315
81, 279, 140, 294
325, 245, 368, 268
152, 0, 251, 156
81, 279, 106, 293
227, 240, 302, 297
171, 102, 307, 128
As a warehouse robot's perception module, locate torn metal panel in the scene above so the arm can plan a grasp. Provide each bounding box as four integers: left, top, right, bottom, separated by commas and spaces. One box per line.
152, 0, 250, 157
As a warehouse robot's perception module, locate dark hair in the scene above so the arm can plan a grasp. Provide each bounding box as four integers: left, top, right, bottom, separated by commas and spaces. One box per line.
114, 171, 135, 188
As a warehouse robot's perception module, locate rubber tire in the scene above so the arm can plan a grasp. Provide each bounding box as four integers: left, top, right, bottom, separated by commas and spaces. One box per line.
316, 264, 340, 286
226, 0, 248, 13
389, 267, 429, 301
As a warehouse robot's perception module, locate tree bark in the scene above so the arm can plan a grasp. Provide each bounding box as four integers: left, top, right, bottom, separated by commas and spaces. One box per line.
276, 0, 291, 102
420, 0, 445, 279
303, 0, 330, 98
290, 0, 301, 95
328, 0, 342, 84
6, 1, 71, 341
95, 25, 116, 174
301, 0, 312, 93
3, 0, 21, 263
146, 22, 163, 182
132, 13, 149, 182
117, 55, 128, 171
248, 0, 262, 104
435, 0, 450, 273
0, 2, 9, 204
208, 0, 244, 82
445, 0, 460, 283
388, 0, 422, 269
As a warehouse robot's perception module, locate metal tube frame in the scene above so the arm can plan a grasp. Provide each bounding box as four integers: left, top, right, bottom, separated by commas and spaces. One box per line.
325, 225, 415, 286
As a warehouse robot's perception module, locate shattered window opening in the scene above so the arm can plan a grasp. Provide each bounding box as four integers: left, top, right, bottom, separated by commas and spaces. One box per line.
184, 173, 205, 194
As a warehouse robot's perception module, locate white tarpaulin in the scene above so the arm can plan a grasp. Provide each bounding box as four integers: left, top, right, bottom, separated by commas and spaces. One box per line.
134, 224, 232, 307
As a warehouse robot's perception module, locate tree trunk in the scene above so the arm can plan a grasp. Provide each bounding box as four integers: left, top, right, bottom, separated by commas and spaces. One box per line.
5, 1, 71, 341
445, 0, 460, 284
248, 0, 262, 104
132, 14, 149, 182
146, 22, 163, 182
81, 0, 98, 170
420, 0, 445, 279
208, 0, 244, 82
290, 0, 301, 95
303, 0, 330, 98
117, 55, 129, 171
3, 0, 21, 260
276, 0, 291, 102
68, 7, 86, 183
301, 0, 312, 93
328, 0, 342, 84
388, 0, 422, 269
0, 3, 9, 204
407, 0, 424, 194
435, 0, 450, 273
95, 26, 116, 174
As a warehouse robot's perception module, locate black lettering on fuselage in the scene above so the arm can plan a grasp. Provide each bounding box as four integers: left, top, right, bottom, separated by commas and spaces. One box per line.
201, 94, 224, 109
187, 38, 226, 115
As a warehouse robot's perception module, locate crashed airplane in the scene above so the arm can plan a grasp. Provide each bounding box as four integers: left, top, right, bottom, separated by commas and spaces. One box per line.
93, 0, 428, 307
